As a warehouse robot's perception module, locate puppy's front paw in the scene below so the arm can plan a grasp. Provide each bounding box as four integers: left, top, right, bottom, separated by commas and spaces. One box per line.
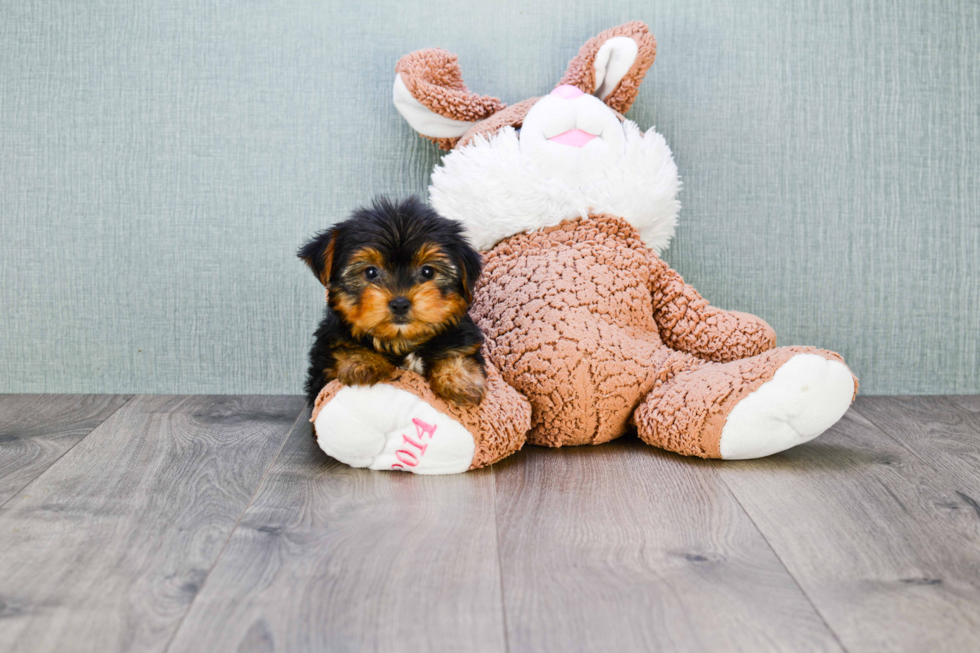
334, 349, 395, 386
428, 356, 487, 406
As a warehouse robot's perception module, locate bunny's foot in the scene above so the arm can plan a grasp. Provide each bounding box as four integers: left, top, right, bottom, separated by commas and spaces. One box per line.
633, 347, 856, 459
311, 363, 530, 474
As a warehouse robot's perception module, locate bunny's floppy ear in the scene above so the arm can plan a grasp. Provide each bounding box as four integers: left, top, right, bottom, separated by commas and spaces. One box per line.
559, 21, 657, 114
394, 49, 506, 150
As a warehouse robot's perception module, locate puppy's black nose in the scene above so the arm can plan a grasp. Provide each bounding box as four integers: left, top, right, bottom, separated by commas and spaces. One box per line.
389, 297, 412, 315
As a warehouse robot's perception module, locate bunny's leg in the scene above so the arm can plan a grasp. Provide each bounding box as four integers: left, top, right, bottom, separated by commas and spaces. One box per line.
634, 347, 856, 459
647, 252, 777, 363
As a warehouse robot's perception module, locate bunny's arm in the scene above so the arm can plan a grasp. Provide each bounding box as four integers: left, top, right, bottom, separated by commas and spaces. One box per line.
647, 252, 776, 363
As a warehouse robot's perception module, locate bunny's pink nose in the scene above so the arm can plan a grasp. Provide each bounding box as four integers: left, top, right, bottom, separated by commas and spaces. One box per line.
551, 84, 585, 99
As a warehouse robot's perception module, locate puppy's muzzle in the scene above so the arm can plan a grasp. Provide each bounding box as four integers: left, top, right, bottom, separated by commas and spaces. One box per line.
388, 296, 412, 322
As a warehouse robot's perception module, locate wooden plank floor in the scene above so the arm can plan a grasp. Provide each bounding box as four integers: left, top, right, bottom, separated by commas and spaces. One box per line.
0, 395, 978, 652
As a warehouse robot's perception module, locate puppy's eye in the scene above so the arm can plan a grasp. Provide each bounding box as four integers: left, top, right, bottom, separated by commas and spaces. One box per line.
364, 267, 379, 280
419, 266, 435, 280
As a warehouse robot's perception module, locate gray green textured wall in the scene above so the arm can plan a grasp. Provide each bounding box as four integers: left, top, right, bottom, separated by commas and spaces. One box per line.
1, 1, 978, 395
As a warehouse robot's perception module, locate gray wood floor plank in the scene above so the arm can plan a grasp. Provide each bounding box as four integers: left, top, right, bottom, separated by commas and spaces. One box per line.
0, 394, 305, 653
0, 394, 132, 505
947, 394, 980, 415
166, 408, 507, 653
715, 401, 980, 652
493, 439, 843, 653
852, 395, 980, 498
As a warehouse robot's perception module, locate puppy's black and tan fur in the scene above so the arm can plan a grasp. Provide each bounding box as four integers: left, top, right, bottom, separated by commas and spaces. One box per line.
299, 197, 486, 406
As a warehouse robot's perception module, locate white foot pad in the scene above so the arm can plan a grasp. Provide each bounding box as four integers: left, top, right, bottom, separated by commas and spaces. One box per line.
719, 354, 854, 460
313, 384, 476, 474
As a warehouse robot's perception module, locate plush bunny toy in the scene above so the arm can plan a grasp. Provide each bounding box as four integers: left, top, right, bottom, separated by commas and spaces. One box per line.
310, 21, 857, 474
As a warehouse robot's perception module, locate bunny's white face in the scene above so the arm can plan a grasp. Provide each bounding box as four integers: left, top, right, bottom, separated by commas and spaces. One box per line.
394, 28, 680, 253
519, 85, 627, 174
427, 113, 679, 254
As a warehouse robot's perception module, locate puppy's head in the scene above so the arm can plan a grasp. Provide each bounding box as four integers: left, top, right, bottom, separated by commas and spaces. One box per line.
299, 196, 481, 353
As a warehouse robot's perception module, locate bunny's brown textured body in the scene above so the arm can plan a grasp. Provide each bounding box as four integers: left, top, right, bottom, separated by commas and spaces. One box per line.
473, 215, 673, 447
473, 214, 851, 457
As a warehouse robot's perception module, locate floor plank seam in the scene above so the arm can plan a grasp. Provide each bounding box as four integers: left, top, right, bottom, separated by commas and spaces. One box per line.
0, 394, 136, 512
717, 473, 852, 653
490, 465, 512, 653
161, 400, 311, 653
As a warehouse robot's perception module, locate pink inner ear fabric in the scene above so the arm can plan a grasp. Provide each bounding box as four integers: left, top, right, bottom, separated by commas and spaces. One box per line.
548, 129, 597, 147
551, 84, 585, 99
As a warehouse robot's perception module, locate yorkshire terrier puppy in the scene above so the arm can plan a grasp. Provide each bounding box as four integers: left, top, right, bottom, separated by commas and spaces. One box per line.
299, 196, 486, 406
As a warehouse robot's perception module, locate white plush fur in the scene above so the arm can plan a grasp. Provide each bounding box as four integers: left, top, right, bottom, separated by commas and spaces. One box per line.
429, 119, 681, 253
719, 354, 855, 460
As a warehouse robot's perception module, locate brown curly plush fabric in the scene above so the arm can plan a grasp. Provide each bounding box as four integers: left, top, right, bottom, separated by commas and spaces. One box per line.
558, 21, 657, 114
395, 48, 506, 151
311, 357, 531, 470
633, 347, 851, 458
456, 98, 540, 149
472, 215, 670, 447
647, 253, 778, 362
471, 214, 853, 455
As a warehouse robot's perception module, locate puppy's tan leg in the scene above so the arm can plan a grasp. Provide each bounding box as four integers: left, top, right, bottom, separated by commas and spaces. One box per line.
427, 354, 487, 405
332, 347, 396, 386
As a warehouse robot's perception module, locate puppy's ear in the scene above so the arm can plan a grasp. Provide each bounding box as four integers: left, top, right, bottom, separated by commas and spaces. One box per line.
458, 244, 482, 304
298, 227, 338, 287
